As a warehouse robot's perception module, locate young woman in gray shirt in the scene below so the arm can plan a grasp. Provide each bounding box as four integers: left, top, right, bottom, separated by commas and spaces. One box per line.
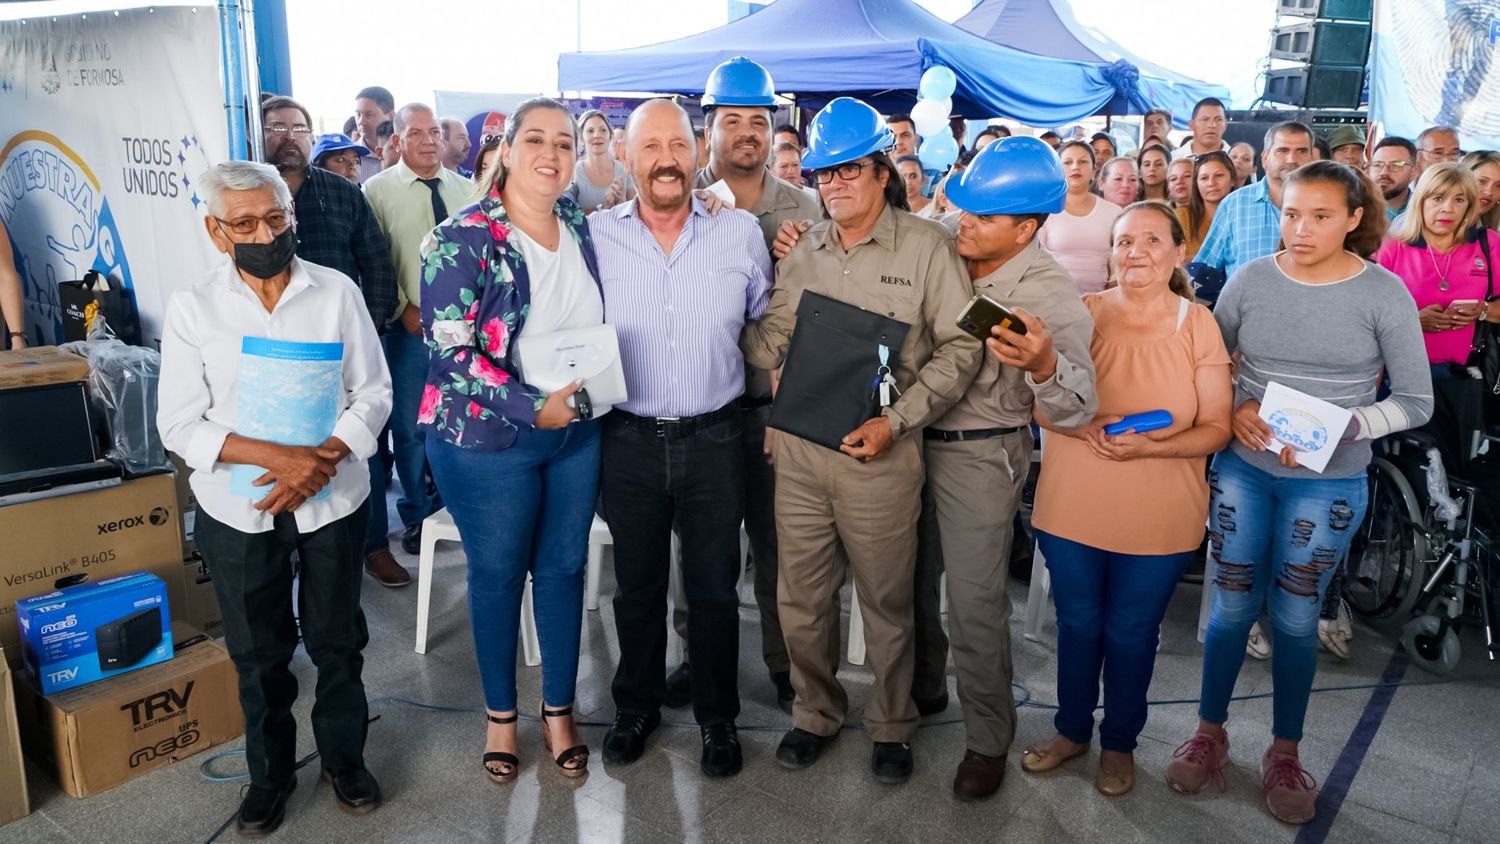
1164, 161, 1433, 825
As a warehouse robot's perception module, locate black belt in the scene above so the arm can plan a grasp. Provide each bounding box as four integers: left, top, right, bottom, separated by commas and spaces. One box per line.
738, 395, 773, 410
923, 426, 1022, 443
613, 404, 738, 439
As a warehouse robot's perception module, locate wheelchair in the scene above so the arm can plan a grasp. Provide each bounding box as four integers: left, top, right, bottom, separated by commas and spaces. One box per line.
1345, 422, 1500, 674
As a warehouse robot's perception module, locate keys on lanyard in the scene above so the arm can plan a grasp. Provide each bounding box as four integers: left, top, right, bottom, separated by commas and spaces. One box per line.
870, 344, 900, 408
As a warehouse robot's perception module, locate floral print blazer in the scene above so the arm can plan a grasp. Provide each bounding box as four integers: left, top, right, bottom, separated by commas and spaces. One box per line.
416, 191, 601, 450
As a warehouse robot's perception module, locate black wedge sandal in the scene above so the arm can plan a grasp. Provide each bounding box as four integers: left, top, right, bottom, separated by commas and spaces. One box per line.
483, 712, 519, 785
541, 705, 590, 779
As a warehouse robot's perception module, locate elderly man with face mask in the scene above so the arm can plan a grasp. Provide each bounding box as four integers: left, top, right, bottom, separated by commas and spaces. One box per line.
588, 98, 772, 779
741, 97, 982, 785
157, 161, 392, 836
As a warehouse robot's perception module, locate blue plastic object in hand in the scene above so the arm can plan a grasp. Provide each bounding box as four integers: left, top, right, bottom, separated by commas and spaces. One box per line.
1104, 409, 1173, 436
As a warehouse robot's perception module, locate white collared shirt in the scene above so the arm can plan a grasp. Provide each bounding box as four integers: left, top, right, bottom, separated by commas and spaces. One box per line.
158, 257, 392, 534
1171, 140, 1231, 161
362, 158, 473, 316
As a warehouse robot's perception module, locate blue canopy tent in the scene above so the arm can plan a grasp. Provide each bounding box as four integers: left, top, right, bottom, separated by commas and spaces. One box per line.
955, 0, 1229, 128
556, 0, 1156, 125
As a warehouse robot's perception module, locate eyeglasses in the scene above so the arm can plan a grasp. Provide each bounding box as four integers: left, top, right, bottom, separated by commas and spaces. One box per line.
264, 124, 313, 136
1368, 161, 1412, 172
481, 133, 502, 144
215, 211, 292, 236
813, 161, 867, 184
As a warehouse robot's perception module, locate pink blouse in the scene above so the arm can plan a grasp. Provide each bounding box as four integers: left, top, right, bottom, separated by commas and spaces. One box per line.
1374, 236, 1491, 364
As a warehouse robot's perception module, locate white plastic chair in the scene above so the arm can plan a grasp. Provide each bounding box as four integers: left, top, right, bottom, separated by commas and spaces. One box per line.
414, 508, 541, 666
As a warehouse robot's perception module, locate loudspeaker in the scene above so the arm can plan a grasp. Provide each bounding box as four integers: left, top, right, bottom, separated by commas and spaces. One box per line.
1275, 0, 1372, 23
1265, 66, 1365, 109
1270, 21, 1371, 65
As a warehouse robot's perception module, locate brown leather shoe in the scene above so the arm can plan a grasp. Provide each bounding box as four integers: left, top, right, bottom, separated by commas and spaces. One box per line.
1095, 752, 1135, 797
952, 750, 1006, 801
364, 549, 412, 587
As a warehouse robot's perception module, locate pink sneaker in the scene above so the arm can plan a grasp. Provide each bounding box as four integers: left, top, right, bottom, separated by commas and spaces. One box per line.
1261, 749, 1318, 824
1165, 729, 1229, 794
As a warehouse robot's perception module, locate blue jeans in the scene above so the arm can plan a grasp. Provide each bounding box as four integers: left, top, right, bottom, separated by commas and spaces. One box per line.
366, 330, 440, 551
426, 420, 601, 711
1199, 449, 1368, 740
1037, 530, 1193, 753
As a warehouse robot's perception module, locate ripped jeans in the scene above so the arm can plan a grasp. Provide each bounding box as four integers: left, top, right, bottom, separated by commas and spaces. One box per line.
1198, 449, 1368, 741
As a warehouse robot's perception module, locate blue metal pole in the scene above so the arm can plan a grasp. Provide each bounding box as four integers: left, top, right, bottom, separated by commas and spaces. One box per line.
218, 0, 262, 162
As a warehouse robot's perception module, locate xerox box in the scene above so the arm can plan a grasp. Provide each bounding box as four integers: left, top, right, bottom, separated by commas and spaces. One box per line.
13, 623, 242, 797
16, 572, 172, 694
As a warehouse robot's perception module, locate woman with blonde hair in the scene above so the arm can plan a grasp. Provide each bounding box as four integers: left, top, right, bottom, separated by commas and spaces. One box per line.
1460, 150, 1500, 230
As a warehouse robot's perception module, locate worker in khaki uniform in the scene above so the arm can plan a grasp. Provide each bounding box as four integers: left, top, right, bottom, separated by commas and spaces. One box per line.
741, 97, 982, 785
933, 137, 1099, 801
661, 57, 822, 713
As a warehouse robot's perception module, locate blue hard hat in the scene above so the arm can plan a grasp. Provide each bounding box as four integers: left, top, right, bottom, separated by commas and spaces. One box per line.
311, 133, 371, 162
945, 136, 1066, 215
702, 56, 777, 108
801, 97, 896, 171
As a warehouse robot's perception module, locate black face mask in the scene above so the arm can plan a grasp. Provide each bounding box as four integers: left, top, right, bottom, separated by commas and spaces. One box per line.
229, 226, 298, 279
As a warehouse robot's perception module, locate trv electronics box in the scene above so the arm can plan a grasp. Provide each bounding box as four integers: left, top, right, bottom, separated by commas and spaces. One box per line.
14, 623, 242, 798
17, 573, 173, 694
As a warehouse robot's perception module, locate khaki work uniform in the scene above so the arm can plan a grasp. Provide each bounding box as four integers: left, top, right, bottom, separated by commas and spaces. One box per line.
670, 167, 822, 676
742, 204, 982, 741
919, 238, 1097, 756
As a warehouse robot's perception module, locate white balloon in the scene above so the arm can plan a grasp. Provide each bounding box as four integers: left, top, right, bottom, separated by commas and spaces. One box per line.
911, 98, 950, 137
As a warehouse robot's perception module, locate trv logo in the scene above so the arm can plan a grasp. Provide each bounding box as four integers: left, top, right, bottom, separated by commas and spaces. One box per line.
120, 680, 195, 726
46, 666, 79, 684
128, 730, 199, 768
39, 615, 78, 635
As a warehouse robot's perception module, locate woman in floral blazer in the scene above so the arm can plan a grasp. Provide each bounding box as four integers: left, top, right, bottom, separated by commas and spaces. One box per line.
418, 98, 602, 784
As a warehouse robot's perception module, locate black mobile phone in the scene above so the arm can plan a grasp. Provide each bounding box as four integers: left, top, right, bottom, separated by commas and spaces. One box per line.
956, 294, 1027, 343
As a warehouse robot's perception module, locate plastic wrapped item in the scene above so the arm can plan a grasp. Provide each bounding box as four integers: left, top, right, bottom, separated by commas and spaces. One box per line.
1423, 447, 1462, 524
59, 316, 170, 476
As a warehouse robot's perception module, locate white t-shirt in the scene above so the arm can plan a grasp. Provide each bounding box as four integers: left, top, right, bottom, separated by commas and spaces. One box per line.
512, 227, 604, 336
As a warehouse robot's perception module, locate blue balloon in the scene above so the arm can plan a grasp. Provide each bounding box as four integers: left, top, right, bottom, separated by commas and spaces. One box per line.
919, 65, 958, 101
918, 133, 959, 171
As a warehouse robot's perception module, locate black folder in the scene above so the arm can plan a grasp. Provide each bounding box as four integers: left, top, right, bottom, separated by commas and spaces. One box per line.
769, 291, 911, 452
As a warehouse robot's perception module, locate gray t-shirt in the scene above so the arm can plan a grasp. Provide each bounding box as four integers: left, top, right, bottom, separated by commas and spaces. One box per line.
1214, 253, 1434, 479
568, 159, 628, 212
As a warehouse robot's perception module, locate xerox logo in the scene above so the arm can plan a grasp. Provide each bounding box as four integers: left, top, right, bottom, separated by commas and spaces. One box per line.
148, 507, 170, 526
97, 514, 145, 534
39, 615, 78, 635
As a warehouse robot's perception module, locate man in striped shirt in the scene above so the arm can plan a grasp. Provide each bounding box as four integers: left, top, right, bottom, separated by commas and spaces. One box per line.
590, 99, 772, 779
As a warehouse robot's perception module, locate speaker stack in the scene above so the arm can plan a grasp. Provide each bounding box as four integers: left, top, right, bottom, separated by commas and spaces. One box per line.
1263, 0, 1373, 110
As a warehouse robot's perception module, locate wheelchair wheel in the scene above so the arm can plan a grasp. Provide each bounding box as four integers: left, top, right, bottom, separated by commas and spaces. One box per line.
1401, 614, 1461, 675
1346, 458, 1429, 623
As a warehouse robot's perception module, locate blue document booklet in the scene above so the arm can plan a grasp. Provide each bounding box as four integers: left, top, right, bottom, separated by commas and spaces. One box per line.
230, 337, 344, 502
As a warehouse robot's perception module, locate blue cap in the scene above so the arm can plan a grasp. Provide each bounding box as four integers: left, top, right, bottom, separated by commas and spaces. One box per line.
311, 133, 371, 163
801, 97, 896, 171
945, 136, 1066, 216
702, 57, 777, 108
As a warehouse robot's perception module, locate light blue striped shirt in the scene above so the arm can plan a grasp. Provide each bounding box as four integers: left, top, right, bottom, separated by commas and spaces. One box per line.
591, 197, 772, 417
1196, 179, 1282, 280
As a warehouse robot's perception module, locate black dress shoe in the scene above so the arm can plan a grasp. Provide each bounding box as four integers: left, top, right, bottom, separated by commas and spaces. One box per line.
662, 663, 692, 708
771, 671, 795, 715
322, 767, 382, 815
914, 690, 950, 717
400, 523, 423, 555
602, 710, 661, 765
775, 727, 833, 770
235, 776, 296, 837
872, 742, 914, 784
700, 722, 743, 777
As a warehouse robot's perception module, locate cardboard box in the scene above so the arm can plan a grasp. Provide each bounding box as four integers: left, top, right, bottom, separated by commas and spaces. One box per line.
0, 473, 185, 664
17, 573, 174, 694
168, 453, 197, 560
0, 650, 29, 827
181, 555, 221, 639
14, 623, 243, 798
0, 345, 89, 390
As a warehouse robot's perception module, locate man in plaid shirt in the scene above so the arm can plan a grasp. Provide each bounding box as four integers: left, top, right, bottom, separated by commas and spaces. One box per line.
1190, 121, 1314, 305
261, 95, 398, 330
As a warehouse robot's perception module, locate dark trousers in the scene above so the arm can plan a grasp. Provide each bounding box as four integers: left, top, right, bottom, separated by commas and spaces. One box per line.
602, 411, 744, 726
912, 486, 951, 703
196, 505, 371, 787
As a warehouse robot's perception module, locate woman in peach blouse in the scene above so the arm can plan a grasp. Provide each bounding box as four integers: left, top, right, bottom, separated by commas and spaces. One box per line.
1020, 201, 1233, 797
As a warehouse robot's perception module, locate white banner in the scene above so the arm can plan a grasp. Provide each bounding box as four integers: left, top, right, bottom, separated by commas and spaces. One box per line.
1370, 0, 1500, 150
0, 6, 227, 348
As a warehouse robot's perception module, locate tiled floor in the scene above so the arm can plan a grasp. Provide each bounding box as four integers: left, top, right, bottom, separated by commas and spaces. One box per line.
7, 523, 1498, 843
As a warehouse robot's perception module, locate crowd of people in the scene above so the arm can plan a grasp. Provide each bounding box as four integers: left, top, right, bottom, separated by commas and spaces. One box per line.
140, 57, 1500, 838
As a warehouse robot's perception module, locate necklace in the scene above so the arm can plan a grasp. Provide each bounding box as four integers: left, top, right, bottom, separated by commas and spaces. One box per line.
1427, 244, 1456, 291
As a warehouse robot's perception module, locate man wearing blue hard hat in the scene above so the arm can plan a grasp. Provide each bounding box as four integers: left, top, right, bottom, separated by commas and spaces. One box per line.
657, 56, 821, 716
741, 96, 982, 785
929, 136, 1098, 800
